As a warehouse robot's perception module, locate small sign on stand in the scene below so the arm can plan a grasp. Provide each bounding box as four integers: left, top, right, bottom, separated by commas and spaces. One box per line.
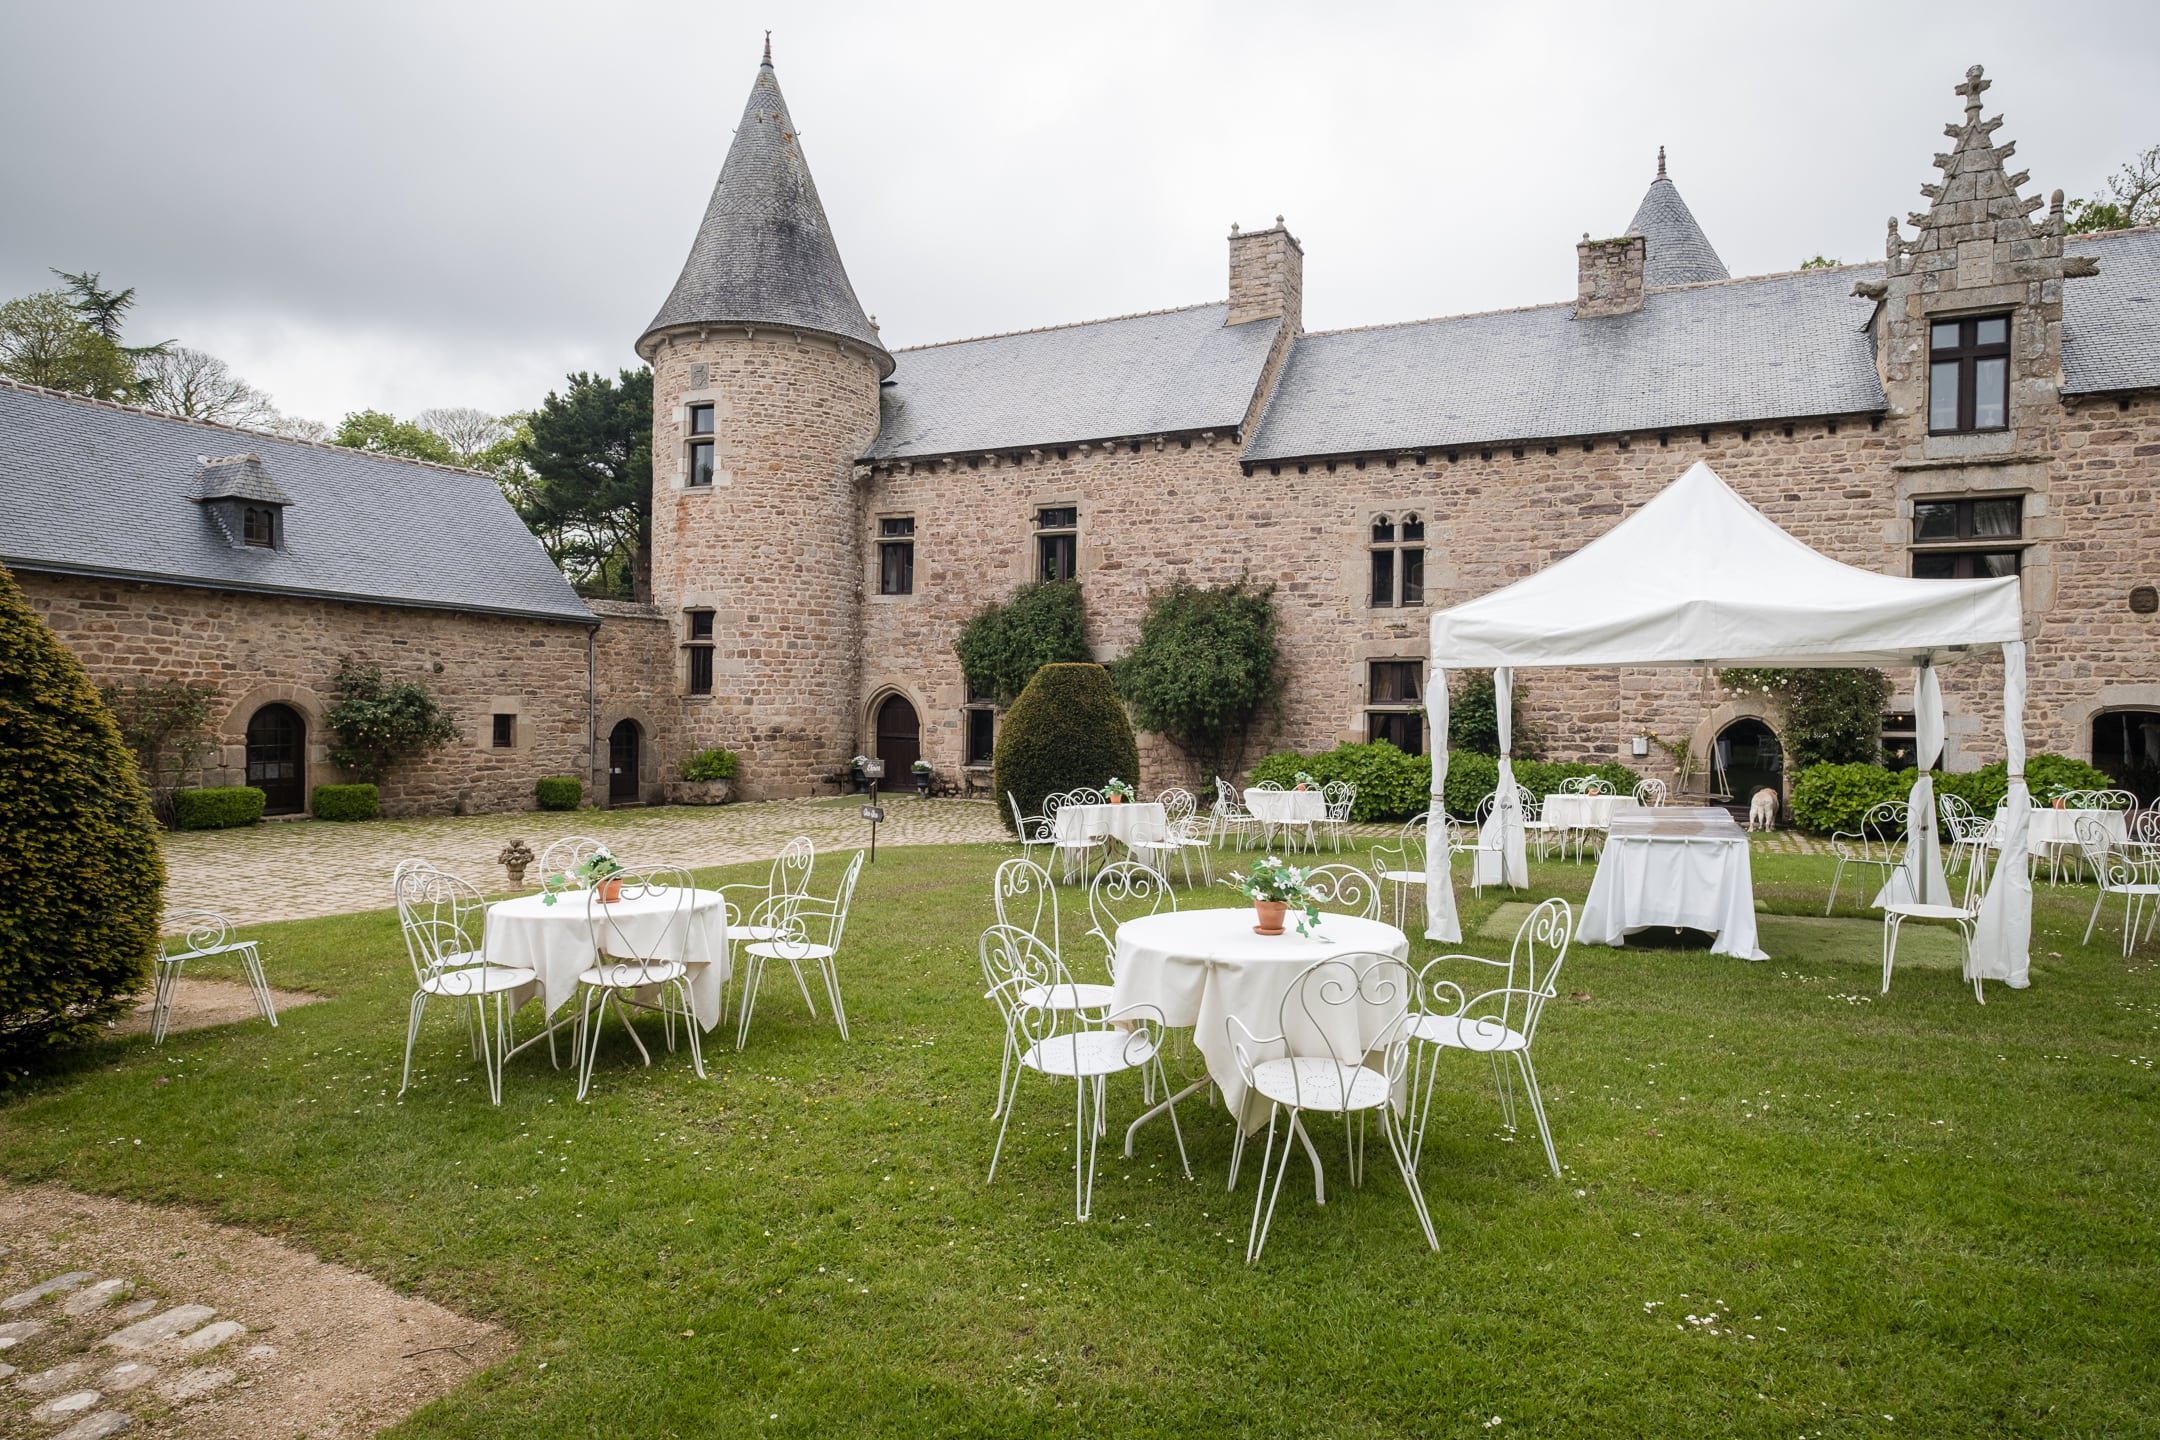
861, 758, 886, 860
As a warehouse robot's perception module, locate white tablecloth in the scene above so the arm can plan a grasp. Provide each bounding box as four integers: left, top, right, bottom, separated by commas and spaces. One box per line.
1578, 808, 1764, 960
485, 888, 730, 1030
1540, 793, 1639, 831
1054, 801, 1168, 846
1245, 788, 1326, 825
2023, 807, 2127, 851
1109, 907, 1410, 1130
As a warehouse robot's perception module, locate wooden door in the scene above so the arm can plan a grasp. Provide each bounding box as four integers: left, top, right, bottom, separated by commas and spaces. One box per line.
245, 704, 306, 815
874, 694, 921, 778
608, 719, 641, 804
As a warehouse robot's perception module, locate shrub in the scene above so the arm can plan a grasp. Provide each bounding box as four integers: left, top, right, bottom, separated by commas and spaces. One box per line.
1111, 580, 1280, 779
171, 785, 267, 830
0, 564, 164, 1074
1247, 742, 1638, 823
97, 677, 219, 825
1719, 668, 1890, 769
536, 775, 583, 811
993, 663, 1138, 832
681, 747, 739, 782
1789, 762, 1908, 835
1448, 671, 1538, 758
310, 783, 380, 821
323, 658, 458, 785
954, 580, 1090, 706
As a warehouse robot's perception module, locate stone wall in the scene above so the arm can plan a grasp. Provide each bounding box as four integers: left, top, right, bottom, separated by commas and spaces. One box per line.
588, 599, 682, 807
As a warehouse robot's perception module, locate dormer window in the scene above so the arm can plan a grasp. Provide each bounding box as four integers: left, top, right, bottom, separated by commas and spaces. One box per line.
1928, 314, 2010, 434
196, 453, 292, 552
242, 506, 276, 548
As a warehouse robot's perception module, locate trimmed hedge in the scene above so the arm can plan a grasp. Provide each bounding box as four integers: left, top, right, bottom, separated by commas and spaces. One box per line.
310, 783, 380, 821
536, 775, 583, 811
172, 785, 267, 830
681, 748, 739, 782
0, 564, 164, 1075
994, 663, 1139, 832
1248, 742, 1640, 823
1789, 753, 2122, 835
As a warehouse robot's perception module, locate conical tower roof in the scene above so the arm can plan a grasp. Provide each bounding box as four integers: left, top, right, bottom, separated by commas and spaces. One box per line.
1626, 148, 1730, 288
639, 44, 891, 375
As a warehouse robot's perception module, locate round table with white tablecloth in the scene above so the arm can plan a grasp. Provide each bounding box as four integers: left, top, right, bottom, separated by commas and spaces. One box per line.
1054, 801, 1169, 847
484, 888, 730, 1031
1109, 907, 1410, 1131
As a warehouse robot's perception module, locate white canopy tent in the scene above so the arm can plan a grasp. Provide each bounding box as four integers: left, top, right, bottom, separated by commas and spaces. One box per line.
1422, 461, 2033, 990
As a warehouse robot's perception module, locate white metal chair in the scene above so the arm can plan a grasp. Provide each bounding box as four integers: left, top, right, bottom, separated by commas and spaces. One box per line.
1633, 777, 1668, 807
1084, 859, 1176, 972
538, 836, 611, 894
1408, 897, 1573, 1176
573, 866, 705, 1100
1318, 781, 1356, 854
1826, 800, 1908, 914
395, 863, 545, 1105
1939, 793, 1992, 876
1226, 955, 1435, 1263
2078, 814, 2160, 957
1042, 791, 1106, 883
739, 850, 866, 1046
1008, 791, 1057, 868
153, 909, 276, 1045
983, 926, 1187, 1220
717, 837, 818, 1029
1213, 777, 1260, 852
1300, 863, 1379, 920
1371, 814, 1430, 924
1518, 786, 1562, 862
1128, 786, 1212, 886
993, 855, 1065, 955
1881, 840, 1990, 1002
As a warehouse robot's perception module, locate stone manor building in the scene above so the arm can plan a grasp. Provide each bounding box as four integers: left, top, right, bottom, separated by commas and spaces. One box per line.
3, 51, 2157, 815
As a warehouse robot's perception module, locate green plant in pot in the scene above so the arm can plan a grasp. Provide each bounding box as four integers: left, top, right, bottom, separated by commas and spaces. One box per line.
672, 747, 738, 805
1103, 777, 1136, 805
911, 758, 933, 795
542, 847, 624, 905
1223, 855, 1320, 936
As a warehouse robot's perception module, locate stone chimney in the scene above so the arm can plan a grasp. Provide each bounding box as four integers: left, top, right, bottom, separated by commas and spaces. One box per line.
1575, 233, 1646, 318
1227, 217, 1304, 331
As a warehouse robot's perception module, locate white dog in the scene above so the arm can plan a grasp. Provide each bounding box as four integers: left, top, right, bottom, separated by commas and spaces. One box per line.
1747, 787, 1778, 832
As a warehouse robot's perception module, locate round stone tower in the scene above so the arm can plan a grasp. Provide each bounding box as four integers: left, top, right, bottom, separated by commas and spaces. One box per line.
638, 40, 892, 799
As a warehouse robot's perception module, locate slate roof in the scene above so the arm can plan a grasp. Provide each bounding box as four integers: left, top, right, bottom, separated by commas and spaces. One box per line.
2062, 227, 2160, 395
1629, 174, 1730, 287
196, 453, 292, 504
864, 304, 1281, 461
639, 55, 890, 374
0, 382, 594, 623
1244, 264, 1885, 462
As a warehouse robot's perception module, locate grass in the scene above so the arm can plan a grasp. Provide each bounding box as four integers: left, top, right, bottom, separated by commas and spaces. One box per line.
2, 839, 2156, 1437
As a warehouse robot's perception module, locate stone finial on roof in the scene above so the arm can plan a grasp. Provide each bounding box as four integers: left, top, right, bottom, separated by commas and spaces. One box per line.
1956, 63, 1990, 118
1656, 145, 1666, 180
762, 30, 772, 68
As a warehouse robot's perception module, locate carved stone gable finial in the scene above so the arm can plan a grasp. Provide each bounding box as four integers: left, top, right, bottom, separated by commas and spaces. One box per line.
1955, 63, 1990, 118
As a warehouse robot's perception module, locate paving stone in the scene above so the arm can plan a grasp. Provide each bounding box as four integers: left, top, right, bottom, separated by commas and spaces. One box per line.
59, 1281, 133, 1318
242, 1344, 277, 1361
107, 1300, 156, 1322
54, 1413, 133, 1440
1, 1272, 96, 1311
101, 1305, 214, 1353
18, 1360, 89, 1395
96, 1360, 159, 1394
29, 1388, 102, 1423
156, 1365, 235, 1402
0, 1360, 16, 1381
166, 1320, 244, 1356
0, 1318, 46, 1348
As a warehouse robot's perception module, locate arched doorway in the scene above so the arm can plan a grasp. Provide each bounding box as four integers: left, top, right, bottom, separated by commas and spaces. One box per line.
245, 703, 306, 815
874, 693, 921, 777
1713, 717, 1783, 811
608, 719, 642, 805
2093, 710, 2160, 800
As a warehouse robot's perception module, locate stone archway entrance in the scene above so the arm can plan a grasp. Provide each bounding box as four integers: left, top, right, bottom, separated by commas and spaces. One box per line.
2093, 709, 2160, 800
607, 719, 642, 805
873, 693, 921, 777
246, 703, 306, 815
1713, 717, 1782, 811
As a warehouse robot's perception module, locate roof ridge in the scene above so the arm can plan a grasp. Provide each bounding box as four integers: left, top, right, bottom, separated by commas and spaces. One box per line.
0, 376, 503, 485
891, 300, 1228, 354
2064, 220, 2160, 242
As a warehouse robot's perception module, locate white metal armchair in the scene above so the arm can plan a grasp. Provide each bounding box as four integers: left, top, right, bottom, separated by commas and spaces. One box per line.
1300, 863, 1380, 920
1826, 800, 1909, 914
395, 863, 546, 1105
153, 909, 276, 1045
2077, 813, 2160, 958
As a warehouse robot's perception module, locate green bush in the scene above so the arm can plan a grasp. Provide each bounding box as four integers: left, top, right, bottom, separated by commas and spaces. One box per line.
954, 580, 1090, 706
1111, 580, 1280, 779
993, 663, 1138, 832
171, 785, 267, 830
323, 658, 458, 785
0, 564, 164, 1075
1793, 753, 2122, 834
1447, 671, 1538, 758
1247, 742, 1637, 823
310, 783, 380, 821
681, 748, 739, 782
536, 775, 583, 811
1720, 668, 1890, 769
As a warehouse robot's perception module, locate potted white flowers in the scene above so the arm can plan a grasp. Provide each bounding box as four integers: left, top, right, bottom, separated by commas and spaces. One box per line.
1103, 777, 1136, 806
912, 758, 933, 795
1223, 855, 1321, 936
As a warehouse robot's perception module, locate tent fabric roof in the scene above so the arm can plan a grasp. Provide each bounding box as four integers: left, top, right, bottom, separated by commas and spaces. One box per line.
1428, 461, 2023, 670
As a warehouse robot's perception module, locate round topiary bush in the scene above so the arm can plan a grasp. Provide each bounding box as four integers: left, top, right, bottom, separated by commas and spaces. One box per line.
0, 565, 164, 1074
992, 663, 1139, 832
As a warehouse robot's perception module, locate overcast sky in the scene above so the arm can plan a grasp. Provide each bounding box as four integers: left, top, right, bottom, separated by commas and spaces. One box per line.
3, 1, 2155, 426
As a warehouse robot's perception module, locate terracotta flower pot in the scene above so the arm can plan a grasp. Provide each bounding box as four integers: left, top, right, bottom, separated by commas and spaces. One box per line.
596, 878, 623, 903
1109, 794, 1123, 805
1253, 899, 1288, 936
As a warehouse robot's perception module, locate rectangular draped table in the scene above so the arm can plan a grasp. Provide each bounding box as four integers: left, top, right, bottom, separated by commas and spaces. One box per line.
1577, 806, 1765, 960
1053, 801, 1168, 847
1540, 793, 1639, 832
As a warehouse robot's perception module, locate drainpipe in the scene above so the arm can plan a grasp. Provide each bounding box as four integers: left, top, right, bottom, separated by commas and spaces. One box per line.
587, 625, 598, 802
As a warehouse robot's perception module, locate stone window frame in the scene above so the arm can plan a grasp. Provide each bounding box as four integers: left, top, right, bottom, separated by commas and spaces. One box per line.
1034, 501, 1080, 583
1908, 490, 2025, 580
683, 607, 716, 697
1927, 311, 2012, 435
673, 389, 725, 493
874, 512, 916, 597
1363, 656, 1427, 756
483, 696, 527, 753
1367, 511, 1427, 609
962, 701, 997, 767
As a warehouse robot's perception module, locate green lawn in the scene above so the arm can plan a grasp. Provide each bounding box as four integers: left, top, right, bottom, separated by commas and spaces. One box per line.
2, 841, 2155, 1438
